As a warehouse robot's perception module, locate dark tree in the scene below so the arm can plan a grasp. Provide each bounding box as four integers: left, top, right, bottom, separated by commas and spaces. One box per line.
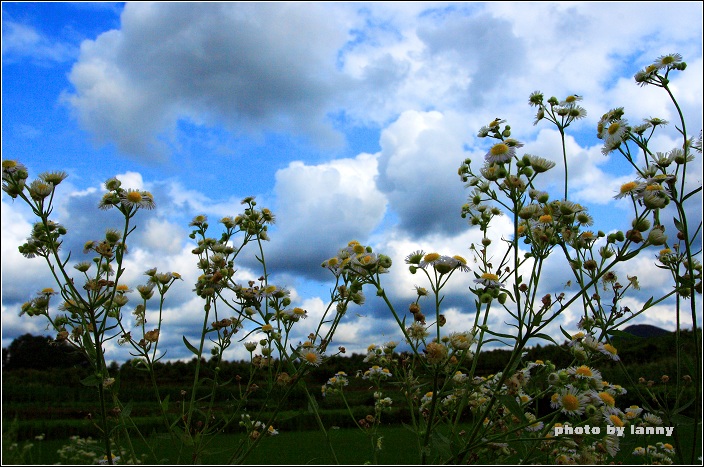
2, 333, 85, 370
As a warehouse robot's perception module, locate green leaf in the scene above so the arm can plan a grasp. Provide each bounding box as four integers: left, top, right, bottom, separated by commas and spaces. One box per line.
160, 394, 170, 413
121, 401, 133, 418
80, 374, 101, 387
307, 397, 319, 413
559, 326, 573, 341
532, 333, 558, 346
497, 394, 527, 424
673, 217, 683, 231
183, 336, 200, 356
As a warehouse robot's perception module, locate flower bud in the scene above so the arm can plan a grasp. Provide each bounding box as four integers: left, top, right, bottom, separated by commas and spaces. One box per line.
647, 228, 667, 246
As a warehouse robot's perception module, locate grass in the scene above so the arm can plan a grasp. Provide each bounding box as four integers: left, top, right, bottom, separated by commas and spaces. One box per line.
5, 420, 700, 465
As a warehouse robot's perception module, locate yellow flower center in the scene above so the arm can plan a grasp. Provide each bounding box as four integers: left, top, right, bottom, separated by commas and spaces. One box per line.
620, 181, 638, 193
353, 244, 366, 254
116, 284, 130, 292
646, 64, 658, 73
126, 191, 143, 203
575, 366, 593, 377
539, 214, 553, 223
490, 143, 510, 156
561, 394, 580, 411
599, 392, 616, 407
565, 95, 577, 103
359, 255, 374, 265
41, 287, 55, 294
603, 343, 618, 355
453, 255, 467, 264
481, 273, 499, 281
645, 184, 663, 191
607, 122, 621, 135
609, 414, 624, 427
304, 352, 319, 364
423, 252, 441, 263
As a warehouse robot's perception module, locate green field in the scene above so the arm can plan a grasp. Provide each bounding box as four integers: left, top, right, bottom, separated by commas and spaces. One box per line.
4, 423, 700, 465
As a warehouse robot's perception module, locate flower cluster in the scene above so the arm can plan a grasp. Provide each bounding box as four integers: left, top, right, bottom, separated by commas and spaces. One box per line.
321, 371, 349, 397
239, 414, 279, 441
322, 240, 392, 279
405, 250, 470, 275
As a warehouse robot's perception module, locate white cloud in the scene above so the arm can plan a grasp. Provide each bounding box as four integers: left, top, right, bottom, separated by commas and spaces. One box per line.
1, 18, 76, 64
375, 110, 471, 237
63, 2, 357, 160
262, 152, 387, 279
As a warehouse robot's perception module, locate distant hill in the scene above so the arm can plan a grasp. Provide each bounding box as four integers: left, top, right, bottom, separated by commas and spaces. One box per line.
621, 324, 671, 338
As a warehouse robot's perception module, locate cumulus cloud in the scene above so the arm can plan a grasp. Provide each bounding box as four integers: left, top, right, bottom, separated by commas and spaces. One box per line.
2, 2, 701, 363
261, 152, 387, 280
375, 110, 470, 238
62, 2, 356, 160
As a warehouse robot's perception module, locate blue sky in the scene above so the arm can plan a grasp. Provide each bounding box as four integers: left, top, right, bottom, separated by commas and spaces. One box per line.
2, 2, 702, 363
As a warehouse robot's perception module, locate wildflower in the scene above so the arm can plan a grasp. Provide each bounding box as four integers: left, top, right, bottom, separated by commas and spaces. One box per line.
634, 64, 660, 85
449, 331, 475, 351
407, 322, 429, 341
424, 342, 448, 365
654, 53, 683, 69
452, 371, 468, 384
633, 447, 646, 456
525, 154, 556, 173
625, 405, 643, 420
420, 391, 435, 408
480, 164, 503, 181
599, 343, 620, 361
405, 250, 425, 265
474, 272, 504, 288
292, 307, 308, 320
528, 91, 544, 106
538, 214, 553, 224
524, 413, 544, 432
144, 329, 159, 343
597, 391, 616, 407
643, 413, 663, 426
419, 252, 441, 268
363, 365, 392, 379
485, 142, 518, 164
605, 413, 625, 428
602, 433, 620, 457
28, 180, 53, 200
244, 342, 257, 352
121, 189, 155, 210
568, 365, 602, 381
300, 349, 322, 366
553, 386, 588, 416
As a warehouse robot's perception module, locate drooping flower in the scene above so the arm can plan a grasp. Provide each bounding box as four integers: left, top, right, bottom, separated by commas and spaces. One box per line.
599, 342, 620, 361
474, 273, 504, 288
